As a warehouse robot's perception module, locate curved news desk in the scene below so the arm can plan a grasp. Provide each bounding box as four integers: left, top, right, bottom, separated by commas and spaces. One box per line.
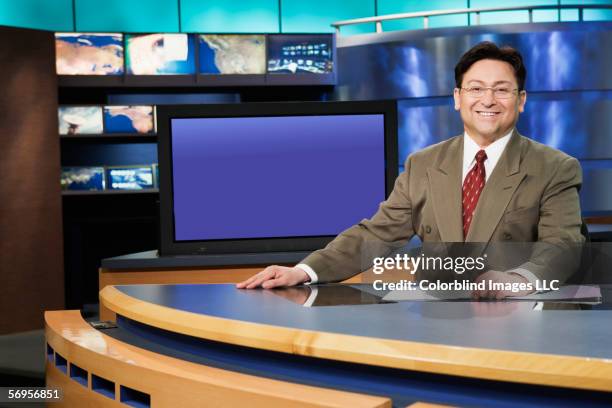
46, 284, 612, 407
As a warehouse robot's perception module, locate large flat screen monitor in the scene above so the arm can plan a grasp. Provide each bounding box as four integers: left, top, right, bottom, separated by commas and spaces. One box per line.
157, 101, 397, 255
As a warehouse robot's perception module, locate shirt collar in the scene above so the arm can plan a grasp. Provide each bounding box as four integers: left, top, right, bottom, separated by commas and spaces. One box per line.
463, 129, 513, 166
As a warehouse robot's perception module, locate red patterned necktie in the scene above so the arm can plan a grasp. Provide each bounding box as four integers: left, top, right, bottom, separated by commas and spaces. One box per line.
462, 149, 487, 239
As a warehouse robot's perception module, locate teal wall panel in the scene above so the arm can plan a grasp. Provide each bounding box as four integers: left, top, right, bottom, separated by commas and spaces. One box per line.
532, 10, 559, 23
377, 0, 467, 32
560, 0, 612, 21
561, 9, 579, 21
181, 0, 279, 33
585, 9, 612, 21
281, 0, 375, 35
75, 0, 179, 32
560, 0, 612, 4
470, 0, 558, 25
0, 0, 73, 31
1, 0, 610, 34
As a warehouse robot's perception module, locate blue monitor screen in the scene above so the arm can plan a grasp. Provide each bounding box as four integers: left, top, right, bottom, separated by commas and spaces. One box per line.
170, 114, 386, 241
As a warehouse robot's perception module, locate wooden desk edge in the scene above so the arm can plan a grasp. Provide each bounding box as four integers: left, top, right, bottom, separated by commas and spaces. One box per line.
45, 310, 390, 408
98, 266, 364, 321
101, 285, 612, 393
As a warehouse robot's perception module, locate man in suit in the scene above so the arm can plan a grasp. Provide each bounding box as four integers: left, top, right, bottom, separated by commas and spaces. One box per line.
237, 41, 584, 299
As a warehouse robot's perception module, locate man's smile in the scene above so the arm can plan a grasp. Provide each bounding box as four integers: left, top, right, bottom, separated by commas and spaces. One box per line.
476, 111, 501, 117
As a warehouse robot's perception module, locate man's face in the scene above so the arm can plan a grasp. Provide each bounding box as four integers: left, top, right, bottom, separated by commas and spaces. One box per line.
453, 59, 526, 143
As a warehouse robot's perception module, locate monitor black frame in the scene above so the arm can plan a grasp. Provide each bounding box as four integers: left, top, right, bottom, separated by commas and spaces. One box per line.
157, 100, 398, 256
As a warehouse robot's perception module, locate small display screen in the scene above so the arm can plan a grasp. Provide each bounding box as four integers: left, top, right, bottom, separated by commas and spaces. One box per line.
106, 166, 155, 190
103, 105, 155, 134
55, 33, 124, 75
58, 106, 103, 135
61, 167, 105, 190
199, 34, 266, 75
267, 34, 333, 74
126, 34, 196, 75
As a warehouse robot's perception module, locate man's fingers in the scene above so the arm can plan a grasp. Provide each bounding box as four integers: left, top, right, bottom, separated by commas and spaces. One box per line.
236, 266, 304, 290
246, 272, 274, 289
261, 276, 287, 289
236, 270, 268, 288
236, 274, 259, 288
240, 269, 276, 289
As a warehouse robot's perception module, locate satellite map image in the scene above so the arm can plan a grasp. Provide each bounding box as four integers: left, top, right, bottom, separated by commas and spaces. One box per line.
199, 35, 266, 74
58, 106, 103, 134
55, 33, 124, 75
104, 105, 155, 134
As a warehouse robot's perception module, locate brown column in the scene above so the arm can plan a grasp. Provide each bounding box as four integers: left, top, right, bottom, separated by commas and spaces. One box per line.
0, 26, 64, 333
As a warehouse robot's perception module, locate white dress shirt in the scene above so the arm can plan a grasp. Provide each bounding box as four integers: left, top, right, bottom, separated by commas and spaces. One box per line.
299, 129, 540, 288
462, 130, 512, 183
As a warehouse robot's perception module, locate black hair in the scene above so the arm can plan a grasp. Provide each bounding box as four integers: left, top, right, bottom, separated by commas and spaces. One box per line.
455, 41, 526, 91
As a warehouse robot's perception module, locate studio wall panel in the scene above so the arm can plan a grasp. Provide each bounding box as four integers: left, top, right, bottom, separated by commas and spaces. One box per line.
377, 0, 468, 32
394, 91, 612, 165
181, 0, 279, 33
585, 9, 612, 21
281, 0, 375, 35
0, 26, 63, 333
561, 0, 612, 5
580, 169, 612, 215
0, 0, 73, 31
75, 0, 179, 33
397, 97, 463, 164
469, 0, 558, 25
336, 23, 612, 101
338, 22, 612, 207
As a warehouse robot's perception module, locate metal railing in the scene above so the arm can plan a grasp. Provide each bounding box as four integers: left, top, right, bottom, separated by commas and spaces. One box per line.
332, 4, 612, 35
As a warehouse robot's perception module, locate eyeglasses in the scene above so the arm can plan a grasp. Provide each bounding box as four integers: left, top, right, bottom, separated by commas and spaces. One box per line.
460, 87, 520, 99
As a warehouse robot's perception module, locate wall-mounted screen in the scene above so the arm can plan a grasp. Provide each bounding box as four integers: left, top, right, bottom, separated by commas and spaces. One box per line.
61, 167, 105, 190
198, 34, 266, 74
55, 33, 124, 75
106, 165, 155, 190
126, 34, 196, 75
267, 34, 333, 74
157, 101, 397, 255
103, 105, 155, 134
58, 106, 103, 135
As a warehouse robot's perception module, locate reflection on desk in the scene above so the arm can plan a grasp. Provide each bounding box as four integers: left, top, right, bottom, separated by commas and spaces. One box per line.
46, 283, 612, 407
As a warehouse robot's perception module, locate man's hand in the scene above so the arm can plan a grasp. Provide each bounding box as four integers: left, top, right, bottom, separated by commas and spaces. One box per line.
472, 270, 534, 300
236, 265, 310, 289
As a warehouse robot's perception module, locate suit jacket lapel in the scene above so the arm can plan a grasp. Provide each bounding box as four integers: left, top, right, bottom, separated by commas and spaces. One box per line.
428, 135, 464, 242
465, 131, 527, 243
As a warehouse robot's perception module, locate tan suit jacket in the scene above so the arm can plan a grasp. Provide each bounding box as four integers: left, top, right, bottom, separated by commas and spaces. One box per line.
302, 131, 584, 283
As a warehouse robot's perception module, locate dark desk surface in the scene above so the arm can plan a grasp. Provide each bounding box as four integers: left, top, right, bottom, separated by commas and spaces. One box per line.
101, 283, 612, 392
100, 250, 311, 269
